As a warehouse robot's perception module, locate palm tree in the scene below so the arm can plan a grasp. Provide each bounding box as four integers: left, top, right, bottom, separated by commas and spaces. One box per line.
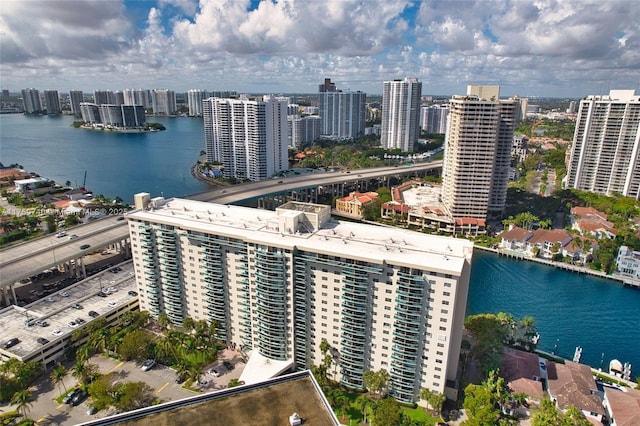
354, 394, 372, 424
50, 365, 68, 395
11, 389, 33, 419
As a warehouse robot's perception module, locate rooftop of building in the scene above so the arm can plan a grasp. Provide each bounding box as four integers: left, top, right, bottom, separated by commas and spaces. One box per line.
77, 370, 339, 426
604, 387, 640, 426
547, 360, 605, 415
128, 196, 473, 275
0, 262, 137, 361
499, 348, 545, 400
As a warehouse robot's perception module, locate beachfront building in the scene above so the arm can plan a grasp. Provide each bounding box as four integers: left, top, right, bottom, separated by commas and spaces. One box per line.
151, 89, 177, 115
98, 105, 146, 128
547, 360, 606, 423
43, 90, 62, 115
93, 90, 115, 106
566, 90, 640, 199
441, 85, 517, 221
381, 78, 422, 151
124, 89, 151, 108
127, 195, 473, 402
203, 96, 288, 181
570, 207, 617, 240
69, 90, 84, 117
21, 88, 43, 114
79, 102, 101, 124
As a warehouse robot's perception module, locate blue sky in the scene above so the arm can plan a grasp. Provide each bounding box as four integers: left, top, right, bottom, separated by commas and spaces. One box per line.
1, 0, 638, 97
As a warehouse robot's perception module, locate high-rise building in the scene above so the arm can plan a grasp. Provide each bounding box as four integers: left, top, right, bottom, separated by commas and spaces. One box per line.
21, 88, 43, 114
420, 105, 449, 134
441, 85, 516, 220
93, 90, 115, 106
127, 196, 473, 402
187, 89, 207, 116
43, 90, 62, 115
114, 90, 125, 106
124, 89, 150, 108
291, 116, 321, 148
151, 89, 177, 115
319, 78, 337, 93
318, 88, 366, 140
566, 90, 640, 199
203, 96, 288, 181
79, 102, 101, 124
98, 105, 146, 127
381, 78, 422, 151
69, 90, 84, 117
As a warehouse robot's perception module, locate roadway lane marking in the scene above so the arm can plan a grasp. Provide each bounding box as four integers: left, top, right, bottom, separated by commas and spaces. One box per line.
108, 361, 124, 372
56, 404, 64, 409
156, 382, 169, 394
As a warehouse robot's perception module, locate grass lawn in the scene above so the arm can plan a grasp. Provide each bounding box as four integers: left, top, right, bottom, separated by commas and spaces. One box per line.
402, 406, 445, 425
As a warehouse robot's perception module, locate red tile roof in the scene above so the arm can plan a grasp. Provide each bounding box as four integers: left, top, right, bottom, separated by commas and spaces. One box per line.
500, 226, 533, 241
571, 206, 608, 220
547, 361, 604, 415
500, 348, 545, 400
604, 387, 640, 426
527, 228, 571, 245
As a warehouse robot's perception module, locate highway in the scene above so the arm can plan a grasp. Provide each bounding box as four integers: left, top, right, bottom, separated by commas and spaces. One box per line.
0, 161, 442, 291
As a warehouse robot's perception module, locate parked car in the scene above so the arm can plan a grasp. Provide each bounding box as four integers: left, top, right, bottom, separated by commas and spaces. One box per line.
207, 368, 220, 377
108, 301, 117, 308
72, 303, 83, 310
68, 321, 78, 328
141, 359, 156, 371
75, 318, 85, 325
37, 337, 49, 345
36, 320, 49, 327
88, 311, 99, 318
51, 329, 63, 336
128, 290, 138, 296
3, 338, 19, 349
87, 406, 98, 415
63, 388, 81, 404
223, 361, 234, 370
71, 389, 88, 406
60, 291, 69, 297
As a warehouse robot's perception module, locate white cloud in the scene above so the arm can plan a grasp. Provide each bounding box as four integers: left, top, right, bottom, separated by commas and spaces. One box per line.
0, 0, 637, 96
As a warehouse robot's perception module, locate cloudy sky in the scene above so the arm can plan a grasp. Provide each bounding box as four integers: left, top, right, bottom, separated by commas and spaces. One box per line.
1, 0, 638, 97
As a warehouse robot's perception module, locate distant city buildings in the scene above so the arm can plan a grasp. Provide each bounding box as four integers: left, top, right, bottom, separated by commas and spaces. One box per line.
123, 89, 151, 108
43, 90, 61, 115
317, 79, 366, 140
21, 88, 43, 114
381, 78, 422, 151
441, 85, 516, 221
151, 89, 177, 115
69, 90, 84, 117
128, 195, 473, 402
419, 104, 449, 134
565, 90, 640, 199
203, 96, 289, 181
187, 89, 206, 117
290, 116, 321, 149
93, 90, 115, 105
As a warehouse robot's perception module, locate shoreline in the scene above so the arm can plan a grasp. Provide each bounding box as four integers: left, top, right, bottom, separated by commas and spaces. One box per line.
473, 245, 640, 288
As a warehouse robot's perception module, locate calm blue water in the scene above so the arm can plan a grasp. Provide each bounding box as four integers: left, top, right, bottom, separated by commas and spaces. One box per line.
469, 250, 639, 378
0, 114, 209, 202
1, 113, 638, 378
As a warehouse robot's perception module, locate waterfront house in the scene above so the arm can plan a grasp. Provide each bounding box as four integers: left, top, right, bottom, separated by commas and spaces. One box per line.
570, 206, 617, 240
546, 360, 605, 423
603, 387, 640, 426
0, 168, 31, 190
499, 348, 545, 402
335, 191, 379, 219
562, 236, 599, 264
615, 245, 640, 284
499, 226, 533, 254
525, 229, 573, 259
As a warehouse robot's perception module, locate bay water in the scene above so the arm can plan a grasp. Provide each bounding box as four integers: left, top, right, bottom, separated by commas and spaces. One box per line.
1, 113, 638, 378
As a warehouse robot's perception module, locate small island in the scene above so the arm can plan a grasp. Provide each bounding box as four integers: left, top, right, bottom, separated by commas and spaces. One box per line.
72, 120, 166, 133
73, 103, 165, 133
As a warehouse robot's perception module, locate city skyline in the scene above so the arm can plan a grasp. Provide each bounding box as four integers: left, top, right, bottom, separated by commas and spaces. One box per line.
1, 1, 638, 98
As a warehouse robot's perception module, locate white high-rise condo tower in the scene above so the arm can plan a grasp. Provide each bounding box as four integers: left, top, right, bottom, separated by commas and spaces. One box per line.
566, 90, 640, 199
381, 78, 422, 151
127, 196, 473, 403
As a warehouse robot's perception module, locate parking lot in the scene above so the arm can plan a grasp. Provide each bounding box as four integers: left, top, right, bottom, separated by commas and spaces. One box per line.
17, 349, 246, 425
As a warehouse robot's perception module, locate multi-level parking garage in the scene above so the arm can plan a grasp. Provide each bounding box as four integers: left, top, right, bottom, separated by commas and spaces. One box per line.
0, 161, 442, 305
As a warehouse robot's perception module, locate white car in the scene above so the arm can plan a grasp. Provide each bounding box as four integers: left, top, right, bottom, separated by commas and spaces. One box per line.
207, 368, 220, 377
60, 291, 69, 297
68, 321, 78, 328
52, 329, 63, 336
56, 231, 67, 238
68, 234, 78, 240
198, 378, 210, 387
141, 359, 156, 371
108, 301, 117, 308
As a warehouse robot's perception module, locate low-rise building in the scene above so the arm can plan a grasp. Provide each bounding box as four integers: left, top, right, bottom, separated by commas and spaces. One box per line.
499, 348, 545, 402
334, 191, 378, 219
603, 387, 640, 426
615, 245, 640, 284
570, 207, 617, 240
546, 360, 605, 423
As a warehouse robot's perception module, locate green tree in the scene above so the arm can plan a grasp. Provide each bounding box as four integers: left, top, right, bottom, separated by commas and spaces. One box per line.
462, 383, 500, 426
227, 378, 244, 388
531, 399, 563, 425
50, 365, 68, 395
354, 394, 373, 424
373, 398, 402, 426
118, 330, 153, 361
363, 369, 390, 397
420, 388, 446, 416
10, 389, 32, 419
114, 381, 155, 412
